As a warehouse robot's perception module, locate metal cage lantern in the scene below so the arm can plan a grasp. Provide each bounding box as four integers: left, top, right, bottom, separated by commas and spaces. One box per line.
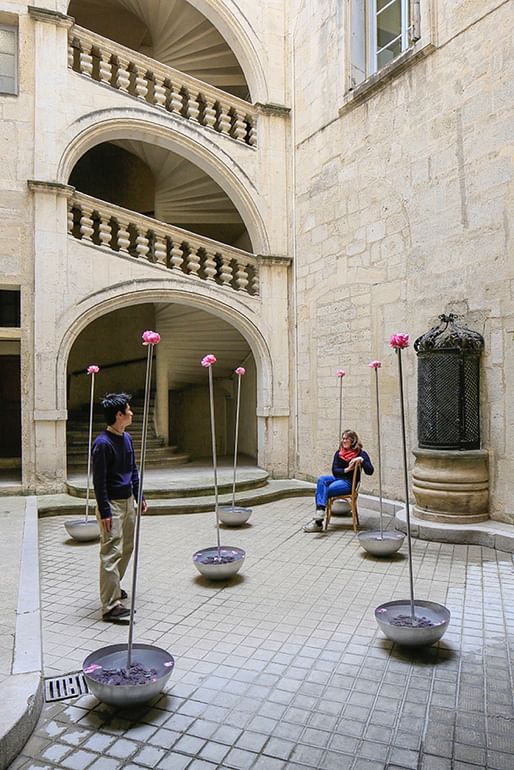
414, 314, 484, 450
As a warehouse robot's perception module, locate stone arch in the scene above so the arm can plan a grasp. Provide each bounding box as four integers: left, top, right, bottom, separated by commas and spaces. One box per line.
64, 0, 268, 102
57, 110, 270, 254
55, 283, 274, 422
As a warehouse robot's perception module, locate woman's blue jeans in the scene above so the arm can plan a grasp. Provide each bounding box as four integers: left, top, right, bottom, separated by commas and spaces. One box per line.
315, 475, 352, 510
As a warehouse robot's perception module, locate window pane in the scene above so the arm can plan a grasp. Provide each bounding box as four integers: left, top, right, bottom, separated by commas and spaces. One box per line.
377, 38, 402, 69
0, 291, 21, 327
0, 52, 15, 78
377, 0, 395, 10
0, 74, 15, 93
0, 29, 15, 55
377, 1, 401, 50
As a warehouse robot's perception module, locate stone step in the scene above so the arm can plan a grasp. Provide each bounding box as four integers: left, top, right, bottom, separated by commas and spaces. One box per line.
39, 479, 316, 517
66, 465, 270, 499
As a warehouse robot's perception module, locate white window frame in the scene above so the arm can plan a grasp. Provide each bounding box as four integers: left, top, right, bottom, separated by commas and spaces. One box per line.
368, 0, 410, 76
347, 0, 424, 92
0, 23, 18, 96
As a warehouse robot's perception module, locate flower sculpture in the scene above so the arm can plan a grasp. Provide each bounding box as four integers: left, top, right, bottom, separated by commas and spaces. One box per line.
84, 364, 100, 522
368, 360, 384, 534
230, 366, 246, 509
142, 330, 161, 346
336, 369, 346, 439
127, 331, 160, 667
390, 332, 416, 621
203, 354, 222, 557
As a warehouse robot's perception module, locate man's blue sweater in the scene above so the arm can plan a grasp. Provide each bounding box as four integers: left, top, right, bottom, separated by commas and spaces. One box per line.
92, 430, 140, 519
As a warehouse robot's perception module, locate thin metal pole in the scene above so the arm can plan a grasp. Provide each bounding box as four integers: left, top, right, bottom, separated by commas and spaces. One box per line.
208, 366, 221, 557
84, 373, 95, 523
374, 368, 384, 538
231, 374, 242, 510
338, 376, 343, 440
127, 343, 153, 668
397, 349, 416, 622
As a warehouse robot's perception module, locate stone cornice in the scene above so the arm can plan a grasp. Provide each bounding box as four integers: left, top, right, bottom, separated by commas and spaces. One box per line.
255, 102, 291, 117
28, 6, 74, 28
28, 180, 75, 197
256, 254, 292, 266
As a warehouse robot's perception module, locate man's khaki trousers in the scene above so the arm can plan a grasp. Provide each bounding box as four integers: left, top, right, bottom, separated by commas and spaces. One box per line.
97, 496, 136, 614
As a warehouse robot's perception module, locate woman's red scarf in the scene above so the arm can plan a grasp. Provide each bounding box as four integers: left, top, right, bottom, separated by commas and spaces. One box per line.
339, 447, 360, 461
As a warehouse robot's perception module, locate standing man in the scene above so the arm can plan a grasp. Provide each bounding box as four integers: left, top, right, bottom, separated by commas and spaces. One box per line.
92, 393, 147, 622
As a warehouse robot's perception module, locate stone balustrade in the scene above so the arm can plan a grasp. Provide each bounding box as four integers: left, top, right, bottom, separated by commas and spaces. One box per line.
68, 25, 257, 147
68, 192, 260, 296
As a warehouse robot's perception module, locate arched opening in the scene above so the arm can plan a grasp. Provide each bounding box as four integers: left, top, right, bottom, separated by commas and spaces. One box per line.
66, 302, 257, 468
68, 0, 252, 100
69, 139, 253, 250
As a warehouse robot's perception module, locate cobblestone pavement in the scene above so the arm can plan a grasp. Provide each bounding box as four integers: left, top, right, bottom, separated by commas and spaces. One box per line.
10, 499, 514, 770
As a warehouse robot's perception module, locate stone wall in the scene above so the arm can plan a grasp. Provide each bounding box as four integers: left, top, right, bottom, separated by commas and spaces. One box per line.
291, 0, 514, 522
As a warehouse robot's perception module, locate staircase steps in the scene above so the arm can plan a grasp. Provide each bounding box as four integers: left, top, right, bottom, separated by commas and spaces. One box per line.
66, 396, 190, 468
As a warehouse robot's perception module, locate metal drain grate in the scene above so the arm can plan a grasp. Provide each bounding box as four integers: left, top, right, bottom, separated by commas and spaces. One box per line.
44, 671, 89, 702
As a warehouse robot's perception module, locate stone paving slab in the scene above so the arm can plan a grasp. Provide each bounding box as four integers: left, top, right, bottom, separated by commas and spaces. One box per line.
9, 498, 514, 770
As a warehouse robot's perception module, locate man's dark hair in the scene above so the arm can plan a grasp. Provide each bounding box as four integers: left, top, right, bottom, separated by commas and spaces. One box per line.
101, 393, 132, 426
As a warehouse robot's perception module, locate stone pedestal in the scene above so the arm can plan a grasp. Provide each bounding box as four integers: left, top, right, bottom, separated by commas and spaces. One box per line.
412, 448, 489, 523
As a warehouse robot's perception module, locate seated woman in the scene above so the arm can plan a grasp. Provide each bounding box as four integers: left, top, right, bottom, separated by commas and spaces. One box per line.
304, 429, 374, 532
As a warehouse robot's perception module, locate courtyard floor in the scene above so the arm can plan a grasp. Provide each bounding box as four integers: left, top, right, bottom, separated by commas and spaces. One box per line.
9, 498, 514, 770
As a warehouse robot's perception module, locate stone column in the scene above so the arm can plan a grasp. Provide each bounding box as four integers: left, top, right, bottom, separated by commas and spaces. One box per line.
155, 343, 169, 445
28, 181, 74, 492
256, 254, 291, 478
412, 448, 489, 523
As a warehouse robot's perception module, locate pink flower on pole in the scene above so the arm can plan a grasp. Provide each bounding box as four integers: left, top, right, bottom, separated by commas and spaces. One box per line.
87, 365, 100, 375
368, 360, 382, 369
235, 367, 246, 376
336, 369, 346, 378
201, 354, 217, 367
142, 330, 160, 346
389, 333, 410, 350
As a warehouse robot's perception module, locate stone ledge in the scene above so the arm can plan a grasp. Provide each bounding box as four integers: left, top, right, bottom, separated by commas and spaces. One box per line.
395, 506, 514, 553
0, 674, 43, 770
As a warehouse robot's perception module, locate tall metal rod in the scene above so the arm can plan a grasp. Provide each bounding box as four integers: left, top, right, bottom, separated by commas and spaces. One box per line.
84, 372, 95, 523
374, 368, 384, 538
231, 374, 242, 510
397, 348, 416, 622
338, 376, 343, 440
127, 343, 153, 667
208, 366, 221, 557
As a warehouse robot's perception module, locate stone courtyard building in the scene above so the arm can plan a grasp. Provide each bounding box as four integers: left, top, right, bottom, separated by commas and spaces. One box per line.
0, 0, 512, 527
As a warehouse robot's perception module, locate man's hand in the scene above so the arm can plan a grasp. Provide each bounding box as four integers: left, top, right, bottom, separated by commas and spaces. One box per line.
99, 516, 112, 533
142, 500, 148, 514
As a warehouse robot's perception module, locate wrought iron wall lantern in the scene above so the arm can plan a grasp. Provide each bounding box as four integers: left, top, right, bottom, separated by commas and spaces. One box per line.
414, 314, 484, 450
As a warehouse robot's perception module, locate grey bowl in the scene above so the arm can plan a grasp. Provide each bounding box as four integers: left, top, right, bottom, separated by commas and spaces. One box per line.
358, 530, 405, 556
375, 600, 450, 647
64, 519, 99, 541
218, 505, 252, 526
193, 546, 245, 580
83, 643, 174, 707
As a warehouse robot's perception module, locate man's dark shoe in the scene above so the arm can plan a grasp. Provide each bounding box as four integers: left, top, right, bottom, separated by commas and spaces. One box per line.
120, 589, 128, 600
102, 604, 130, 622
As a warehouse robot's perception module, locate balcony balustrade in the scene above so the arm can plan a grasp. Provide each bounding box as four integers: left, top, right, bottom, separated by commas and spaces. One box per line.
68, 191, 260, 296
68, 25, 257, 147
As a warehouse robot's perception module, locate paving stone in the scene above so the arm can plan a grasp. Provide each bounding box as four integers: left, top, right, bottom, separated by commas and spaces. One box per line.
19, 509, 513, 770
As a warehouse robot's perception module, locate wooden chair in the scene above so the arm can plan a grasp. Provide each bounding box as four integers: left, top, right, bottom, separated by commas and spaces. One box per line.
324, 462, 361, 533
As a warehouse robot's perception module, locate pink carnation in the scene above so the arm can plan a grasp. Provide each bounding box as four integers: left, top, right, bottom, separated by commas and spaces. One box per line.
201, 354, 217, 367
368, 360, 382, 369
389, 333, 410, 350
87, 365, 100, 375
235, 367, 246, 376
142, 330, 161, 346
336, 369, 346, 378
